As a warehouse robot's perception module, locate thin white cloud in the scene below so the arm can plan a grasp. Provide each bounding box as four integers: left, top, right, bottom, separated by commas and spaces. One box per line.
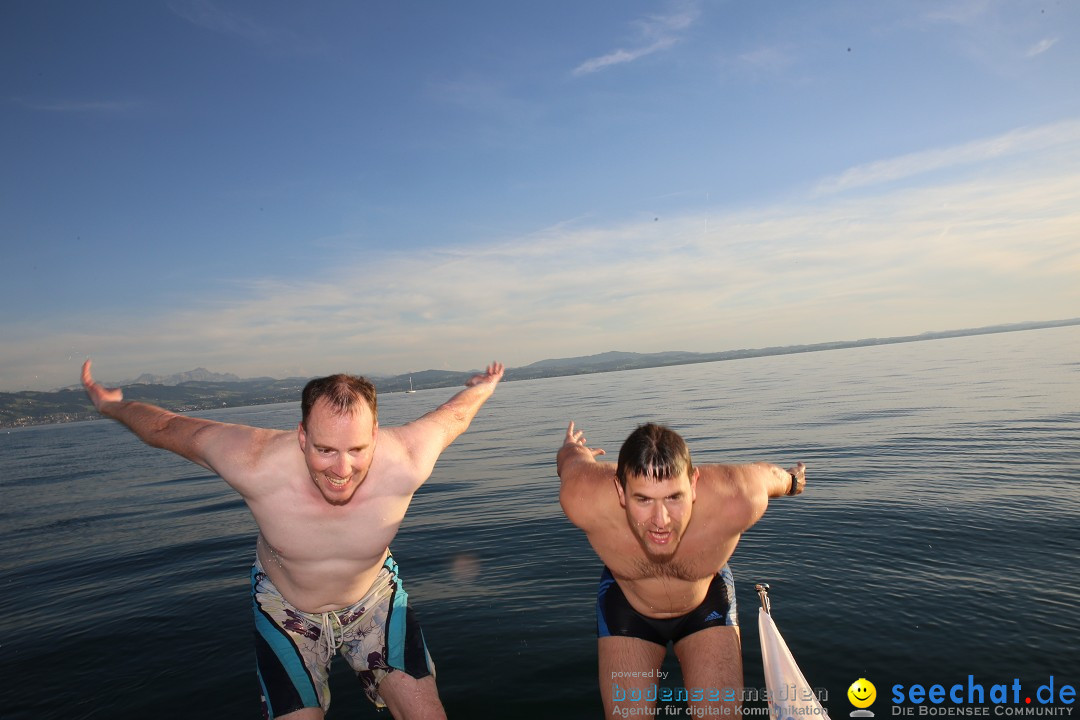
572, 4, 699, 76
1026, 37, 1058, 57
573, 38, 678, 76
815, 119, 1080, 194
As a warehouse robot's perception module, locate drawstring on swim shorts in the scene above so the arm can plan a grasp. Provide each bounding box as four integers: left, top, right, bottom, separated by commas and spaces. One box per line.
322, 610, 344, 659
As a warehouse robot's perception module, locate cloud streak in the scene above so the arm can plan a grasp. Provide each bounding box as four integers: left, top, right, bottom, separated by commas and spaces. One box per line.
815, 119, 1080, 194
572, 4, 699, 76
1026, 37, 1058, 57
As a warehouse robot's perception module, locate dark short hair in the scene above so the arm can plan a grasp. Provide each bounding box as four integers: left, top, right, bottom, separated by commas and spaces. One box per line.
615, 423, 693, 488
301, 374, 378, 428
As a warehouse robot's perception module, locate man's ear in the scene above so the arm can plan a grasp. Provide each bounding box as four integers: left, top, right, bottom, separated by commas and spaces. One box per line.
690, 466, 700, 502
614, 476, 627, 508
297, 422, 307, 451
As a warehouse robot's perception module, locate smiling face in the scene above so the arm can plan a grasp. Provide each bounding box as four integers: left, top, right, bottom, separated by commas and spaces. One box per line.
297, 398, 378, 506
615, 467, 698, 562
847, 678, 877, 708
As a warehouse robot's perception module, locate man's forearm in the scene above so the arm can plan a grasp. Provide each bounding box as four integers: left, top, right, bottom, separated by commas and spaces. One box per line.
99, 400, 209, 464
99, 400, 178, 444
752, 462, 800, 498
434, 383, 497, 438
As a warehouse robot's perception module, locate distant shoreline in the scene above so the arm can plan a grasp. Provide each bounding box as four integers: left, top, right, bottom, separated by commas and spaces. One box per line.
3, 317, 1077, 429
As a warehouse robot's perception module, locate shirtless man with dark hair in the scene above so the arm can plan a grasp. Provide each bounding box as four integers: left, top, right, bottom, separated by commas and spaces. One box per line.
557, 421, 806, 716
82, 359, 504, 720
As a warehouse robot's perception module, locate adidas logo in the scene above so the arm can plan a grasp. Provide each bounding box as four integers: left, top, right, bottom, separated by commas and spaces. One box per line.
705, 610, 724, 622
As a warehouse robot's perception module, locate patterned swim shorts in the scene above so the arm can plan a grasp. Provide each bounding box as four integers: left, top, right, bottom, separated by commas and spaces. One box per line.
252, 552, 434, 718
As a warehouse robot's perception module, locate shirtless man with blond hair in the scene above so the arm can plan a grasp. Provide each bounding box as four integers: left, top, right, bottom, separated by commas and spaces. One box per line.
557, 421, 805, 716
82, 359, 504, 720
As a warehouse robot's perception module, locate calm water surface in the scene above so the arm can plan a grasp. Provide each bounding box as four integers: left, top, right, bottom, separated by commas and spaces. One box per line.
2, 326, 1078, 718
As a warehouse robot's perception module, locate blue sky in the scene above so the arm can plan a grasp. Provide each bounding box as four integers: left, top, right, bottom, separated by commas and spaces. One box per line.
3, 1, 1079, 391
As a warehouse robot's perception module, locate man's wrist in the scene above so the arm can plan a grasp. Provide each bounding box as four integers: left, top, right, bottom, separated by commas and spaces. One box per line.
786, 471, 798, 496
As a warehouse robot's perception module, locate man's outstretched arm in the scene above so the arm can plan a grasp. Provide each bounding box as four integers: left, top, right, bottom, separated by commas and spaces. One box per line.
81, 360, 275, 485
557, 421, 615, 530
745, 461, 806, 498
699, 461, 807, 532
389, 362, 505, 479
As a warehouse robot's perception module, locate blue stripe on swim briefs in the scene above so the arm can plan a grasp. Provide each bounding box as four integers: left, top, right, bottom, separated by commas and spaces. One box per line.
386, 555, 409, 669
251, 566, 319, 712
596, 567, 616, 637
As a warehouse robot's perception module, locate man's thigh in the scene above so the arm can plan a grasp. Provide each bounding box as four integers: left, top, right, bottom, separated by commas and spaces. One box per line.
599, 635, 668, 715
378, 670, 446, 720
674, 625, 743, 711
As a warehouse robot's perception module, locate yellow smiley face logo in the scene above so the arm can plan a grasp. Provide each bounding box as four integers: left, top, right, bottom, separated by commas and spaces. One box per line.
848, 678, 876, 708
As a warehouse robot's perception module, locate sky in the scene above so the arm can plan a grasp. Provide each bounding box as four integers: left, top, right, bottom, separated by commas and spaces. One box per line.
2, 1, 1079, 391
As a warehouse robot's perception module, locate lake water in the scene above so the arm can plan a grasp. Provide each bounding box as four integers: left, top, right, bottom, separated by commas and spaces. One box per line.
2, 326, 1078, 719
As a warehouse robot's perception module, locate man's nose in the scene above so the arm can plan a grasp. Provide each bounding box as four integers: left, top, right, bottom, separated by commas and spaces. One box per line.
652, 503, 669, 527
333, 455, 352, 476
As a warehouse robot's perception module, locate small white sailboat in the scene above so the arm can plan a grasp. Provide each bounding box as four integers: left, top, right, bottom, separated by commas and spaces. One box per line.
405, 377, 416, 393
756, 584, 831, 720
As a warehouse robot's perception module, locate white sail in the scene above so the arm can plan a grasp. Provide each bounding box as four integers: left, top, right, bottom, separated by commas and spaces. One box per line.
758, 606, 831, 720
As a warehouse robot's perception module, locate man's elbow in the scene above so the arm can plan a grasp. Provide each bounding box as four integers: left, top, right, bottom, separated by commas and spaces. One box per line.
144, 412, 183, 449
438, 401, 473, 438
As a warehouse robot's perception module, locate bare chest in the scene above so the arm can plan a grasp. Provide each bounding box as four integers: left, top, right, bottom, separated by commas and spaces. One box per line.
589, 528, 740, 617
247, 481, 413, 566
594, 529, 738, 582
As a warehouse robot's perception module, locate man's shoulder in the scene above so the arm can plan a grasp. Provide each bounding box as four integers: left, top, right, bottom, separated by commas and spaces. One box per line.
693, 468, 765, 532
202, 426, 300, 496
250, 426, 300, 457
696, 465, 751, 497
367, 428, 430, 489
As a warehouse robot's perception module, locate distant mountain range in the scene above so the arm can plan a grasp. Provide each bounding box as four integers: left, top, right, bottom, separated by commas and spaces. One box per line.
3, 317, 1077, 428
125, 367, 244, 386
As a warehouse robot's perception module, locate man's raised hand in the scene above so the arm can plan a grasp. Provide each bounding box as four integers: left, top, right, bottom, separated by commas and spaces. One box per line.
564, 421, 606, 459
465, 362, 505, 387
81, 360, 123, 413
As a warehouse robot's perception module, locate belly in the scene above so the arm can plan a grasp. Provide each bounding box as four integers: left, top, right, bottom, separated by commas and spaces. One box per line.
257, 540, 390, 613
615, 574, 713, 618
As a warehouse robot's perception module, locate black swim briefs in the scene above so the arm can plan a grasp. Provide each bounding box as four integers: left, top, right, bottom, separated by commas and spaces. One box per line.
596, 565, 738, 646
